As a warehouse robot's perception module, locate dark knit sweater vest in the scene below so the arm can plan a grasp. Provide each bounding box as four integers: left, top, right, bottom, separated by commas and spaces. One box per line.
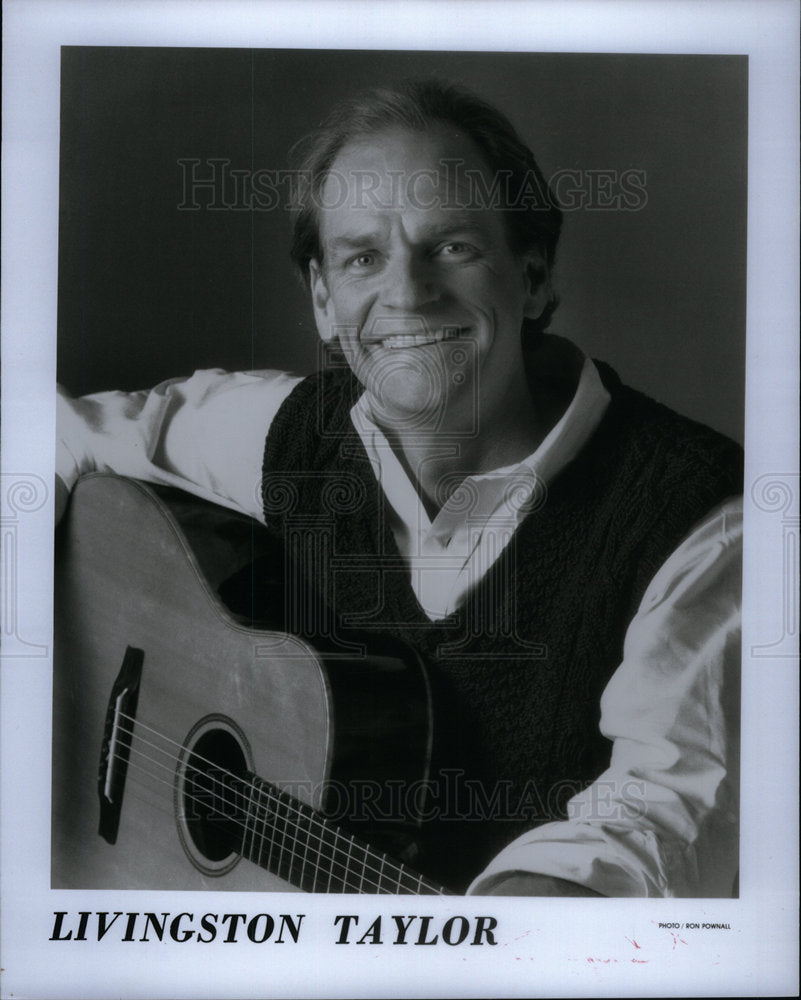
259, 362, 743, 890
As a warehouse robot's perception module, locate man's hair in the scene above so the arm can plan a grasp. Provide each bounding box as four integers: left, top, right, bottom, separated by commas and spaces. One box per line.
289, 78, 563, 336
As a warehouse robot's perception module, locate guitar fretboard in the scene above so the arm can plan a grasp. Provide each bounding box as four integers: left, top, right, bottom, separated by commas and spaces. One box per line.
230, 772, 450, 894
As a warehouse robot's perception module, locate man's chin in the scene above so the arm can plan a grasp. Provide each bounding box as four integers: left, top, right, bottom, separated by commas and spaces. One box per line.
361, 376, 453, 434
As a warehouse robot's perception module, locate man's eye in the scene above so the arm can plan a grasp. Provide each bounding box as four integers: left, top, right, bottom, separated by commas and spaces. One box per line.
438, 242, 476, 257
350, 252, 377, 268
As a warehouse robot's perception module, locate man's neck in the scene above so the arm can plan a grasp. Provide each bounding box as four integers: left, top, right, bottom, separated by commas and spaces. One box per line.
378, 335, 584, 516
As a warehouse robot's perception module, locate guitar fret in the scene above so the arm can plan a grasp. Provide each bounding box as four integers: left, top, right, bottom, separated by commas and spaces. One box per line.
327, 824, 348, 892
317, 818, 338, 892
253, 781, 268, 868
287, 797, 318, 892
309, 812, 322, 893
297, 801, 319, 892
330, 825, 347, 891
297, 804, 309, 891
264, 784, 280, 875
319, 820, 333, 893
272, 791, 287, 883
396, 863, 413, 894
291, 799, 313, 891
282, 793, 300, 886
357, 837, 366, 893
252, 777, 272, 870
343, 834, 356, 892
241, 775, 258, 862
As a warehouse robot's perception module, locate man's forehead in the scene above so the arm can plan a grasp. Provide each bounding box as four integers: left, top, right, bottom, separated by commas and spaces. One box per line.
329, 126, 495, 186
317, 125, 503, 237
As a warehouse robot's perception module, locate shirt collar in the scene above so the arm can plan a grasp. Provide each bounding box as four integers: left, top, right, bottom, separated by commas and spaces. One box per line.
349, 349, 611, 537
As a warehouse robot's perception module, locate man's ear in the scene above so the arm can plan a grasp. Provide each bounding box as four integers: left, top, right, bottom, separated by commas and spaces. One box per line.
522, 253, 552, 321
309, 259, 337, 343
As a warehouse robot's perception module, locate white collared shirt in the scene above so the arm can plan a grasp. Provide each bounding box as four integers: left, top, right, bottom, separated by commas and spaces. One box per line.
57, 357, 742, 896
350, 357, 611, 619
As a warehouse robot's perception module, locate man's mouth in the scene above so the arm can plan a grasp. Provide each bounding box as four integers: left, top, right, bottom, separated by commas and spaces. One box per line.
371, 327, 465, 350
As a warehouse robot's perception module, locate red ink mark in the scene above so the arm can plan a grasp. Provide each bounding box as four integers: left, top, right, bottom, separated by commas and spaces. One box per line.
625, 936, 642, 949
631, 958, 649, 964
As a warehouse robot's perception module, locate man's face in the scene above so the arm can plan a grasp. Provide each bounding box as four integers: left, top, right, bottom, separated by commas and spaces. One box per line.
309, 126, 549, 433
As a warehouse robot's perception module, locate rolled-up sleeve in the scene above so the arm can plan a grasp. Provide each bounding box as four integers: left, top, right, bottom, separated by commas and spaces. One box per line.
468, 496, 742, 897
56, 369, 302, 522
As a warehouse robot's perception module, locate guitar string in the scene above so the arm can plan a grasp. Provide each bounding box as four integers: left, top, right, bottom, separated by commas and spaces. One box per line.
248, 773, 331, 892
112, 719, 413, 891
243, 774, 431, 896
116, 744, 402, 894
114, 735, 351, 888
116, 753, 379, 894
246, 775, 371, 895
111, 707, 438, 892
108, 714, 443, 894
110, 702, 445, 894
118, 750, 426, 894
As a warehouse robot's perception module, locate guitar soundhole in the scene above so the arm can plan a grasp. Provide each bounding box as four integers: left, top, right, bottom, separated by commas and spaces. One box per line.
175, 715, 253, 876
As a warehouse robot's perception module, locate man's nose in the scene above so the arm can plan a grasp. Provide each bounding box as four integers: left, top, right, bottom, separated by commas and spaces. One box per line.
380, 254, 438, 311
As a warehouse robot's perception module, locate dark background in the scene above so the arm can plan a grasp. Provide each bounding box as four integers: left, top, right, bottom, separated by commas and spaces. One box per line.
57, 48, 747, 443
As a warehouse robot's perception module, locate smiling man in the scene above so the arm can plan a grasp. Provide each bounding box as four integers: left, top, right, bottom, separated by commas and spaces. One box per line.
304, 123, 568, 519
56, 79, 744, 896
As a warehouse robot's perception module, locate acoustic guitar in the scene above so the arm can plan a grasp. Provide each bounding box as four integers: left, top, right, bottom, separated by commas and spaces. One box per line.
52, 473, 451, 894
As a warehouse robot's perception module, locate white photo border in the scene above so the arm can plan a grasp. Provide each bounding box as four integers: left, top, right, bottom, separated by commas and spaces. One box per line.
1, 1, 798, 998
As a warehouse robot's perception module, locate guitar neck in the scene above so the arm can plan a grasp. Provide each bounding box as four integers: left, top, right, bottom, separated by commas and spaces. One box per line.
237, 773, 451, 895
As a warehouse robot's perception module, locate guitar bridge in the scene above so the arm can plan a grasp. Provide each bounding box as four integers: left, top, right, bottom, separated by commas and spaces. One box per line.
97, 645, 144, 844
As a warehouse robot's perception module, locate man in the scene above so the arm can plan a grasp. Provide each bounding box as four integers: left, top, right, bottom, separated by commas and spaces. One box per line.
57, 79, 743, 896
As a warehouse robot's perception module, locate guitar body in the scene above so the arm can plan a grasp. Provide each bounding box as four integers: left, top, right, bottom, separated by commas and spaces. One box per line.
52, 474, 433, 892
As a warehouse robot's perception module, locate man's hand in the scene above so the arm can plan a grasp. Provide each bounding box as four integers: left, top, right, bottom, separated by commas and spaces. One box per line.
484, 872, 604, 896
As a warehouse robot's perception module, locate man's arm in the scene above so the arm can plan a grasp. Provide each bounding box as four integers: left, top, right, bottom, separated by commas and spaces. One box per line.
479, 873, 604, 897
471, 497, 742, 897
54, 472, 71, 525
56, 369, 302, 523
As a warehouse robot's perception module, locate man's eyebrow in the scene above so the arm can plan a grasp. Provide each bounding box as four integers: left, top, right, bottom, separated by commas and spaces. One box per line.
325, 233, 386, 254
422, 220, 489, 241
325, 220, 490, 254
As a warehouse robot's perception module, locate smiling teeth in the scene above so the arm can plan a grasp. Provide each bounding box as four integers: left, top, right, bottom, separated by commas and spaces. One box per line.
381, 330, 461, 349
